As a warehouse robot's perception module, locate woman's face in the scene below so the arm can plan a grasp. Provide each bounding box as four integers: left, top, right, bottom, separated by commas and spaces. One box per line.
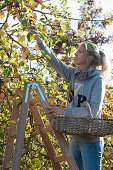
74, 44, 92, 70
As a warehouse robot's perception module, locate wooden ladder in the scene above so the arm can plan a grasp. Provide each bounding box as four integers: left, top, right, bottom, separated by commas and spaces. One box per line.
2, 82, 78, 170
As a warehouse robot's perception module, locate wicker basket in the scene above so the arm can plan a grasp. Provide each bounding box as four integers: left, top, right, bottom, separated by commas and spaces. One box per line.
51, 116, 113, 137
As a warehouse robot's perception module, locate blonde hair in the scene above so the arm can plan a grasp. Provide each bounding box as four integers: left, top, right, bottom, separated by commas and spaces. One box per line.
82, 41, 108, 75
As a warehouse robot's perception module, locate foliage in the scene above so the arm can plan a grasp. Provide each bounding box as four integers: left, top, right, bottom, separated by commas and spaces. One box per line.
102, 85, 113, 169
0, 0, 113, 169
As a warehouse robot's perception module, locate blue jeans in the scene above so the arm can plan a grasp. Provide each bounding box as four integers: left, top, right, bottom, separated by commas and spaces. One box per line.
70, 138, 104, 170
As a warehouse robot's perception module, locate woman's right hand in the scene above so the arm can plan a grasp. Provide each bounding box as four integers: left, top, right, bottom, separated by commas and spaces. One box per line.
29, 21, 42, 43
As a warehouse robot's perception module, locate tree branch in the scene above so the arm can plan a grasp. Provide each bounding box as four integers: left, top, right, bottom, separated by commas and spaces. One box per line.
0, 11, 9, 30
0, 3, 7, 11
33, 9, 108, 22
7, 33, 25, 49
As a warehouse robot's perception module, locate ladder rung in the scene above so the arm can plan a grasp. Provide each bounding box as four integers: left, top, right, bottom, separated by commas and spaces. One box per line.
54, 155, 66, 162
42, 125, 53, 134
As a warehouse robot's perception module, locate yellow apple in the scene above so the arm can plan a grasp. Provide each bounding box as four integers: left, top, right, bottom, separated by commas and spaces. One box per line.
13, 78, 18, 83
36, 0, 43, 4
14, 72, 20, 77
3, 78, 10, 83
21, 7, 27, 13
41, 27, 48, 34
0, 30, 4, 35
33, 13, 37, 19
45, 120, 50, 127
35, 45, 39, 51
0, 11, 5, 20
31, 2, 39, 9
19, 61, 24, 66
19, 35, 25, 42
3, 22, 8, 29
49, 98, 56, 106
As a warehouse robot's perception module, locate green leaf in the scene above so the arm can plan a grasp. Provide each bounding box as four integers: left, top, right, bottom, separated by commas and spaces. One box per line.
0, 61, 3, 65
22, 18, 28, 26
39, 33, 45, 40
0, 133, 4, 138
14, 62, 19, 68
40, 18, 45, 22
41, 5, 46, 10
109, 17, 113, 21
19, 15, 24, 22
37, 23, 43, 30
27, 32, 33, 42
74, 44, 78, 48
1, 37, 6, 45
90, 26, 95, 32
20, 0, 24, 6
62, 0, 68, 6
4, 69, 10, 77
29, 26, 35, 30
78, 0, 81, 3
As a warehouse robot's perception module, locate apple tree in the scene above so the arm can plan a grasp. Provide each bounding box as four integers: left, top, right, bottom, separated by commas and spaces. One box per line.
0, 0, 113, 169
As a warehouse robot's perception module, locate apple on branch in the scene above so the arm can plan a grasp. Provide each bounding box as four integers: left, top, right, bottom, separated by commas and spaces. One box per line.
35, 0, 43, 4
0, 30, 4, 35
0, 11, 5, 20
3, 23, 9, 29
0, 93, 5, 101
31, 2, 39, 9
19, 35, 25, 42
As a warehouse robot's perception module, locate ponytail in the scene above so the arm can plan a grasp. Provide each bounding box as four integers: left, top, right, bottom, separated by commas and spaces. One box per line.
96, 50, 108, 74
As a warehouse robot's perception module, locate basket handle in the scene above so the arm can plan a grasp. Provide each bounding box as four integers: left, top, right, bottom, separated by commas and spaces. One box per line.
81, 101, 93, 118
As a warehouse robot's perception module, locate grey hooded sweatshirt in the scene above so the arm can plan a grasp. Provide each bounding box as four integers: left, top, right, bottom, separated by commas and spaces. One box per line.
38, 41, 105, 142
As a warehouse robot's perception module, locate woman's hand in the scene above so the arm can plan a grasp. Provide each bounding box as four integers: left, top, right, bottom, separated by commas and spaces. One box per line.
44, 105, 65, 118
31, 21, 42, 43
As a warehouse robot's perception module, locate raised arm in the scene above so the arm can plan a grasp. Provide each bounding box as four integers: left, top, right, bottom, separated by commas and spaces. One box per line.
35, 34, 42, 43
35, 34, 75, 82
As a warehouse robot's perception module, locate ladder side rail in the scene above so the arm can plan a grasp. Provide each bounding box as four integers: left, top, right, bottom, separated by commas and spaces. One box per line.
2, 89, 21, 170
12, 83, 30, 170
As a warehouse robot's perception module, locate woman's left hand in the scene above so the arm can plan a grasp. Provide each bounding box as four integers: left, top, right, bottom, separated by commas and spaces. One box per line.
44, 105, 65, 118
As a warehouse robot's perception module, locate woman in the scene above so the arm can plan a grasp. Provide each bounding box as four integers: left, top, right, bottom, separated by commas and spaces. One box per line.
35, 34, 108, 170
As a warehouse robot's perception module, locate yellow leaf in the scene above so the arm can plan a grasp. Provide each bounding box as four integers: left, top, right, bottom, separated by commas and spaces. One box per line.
45, 54, 51, 60
78, 30, 83, 34
10, 58, 16, 63
69, 46, 75, 56
85, 43, 88, 51
63, 84, 68, 90
56, 96, 63, 100
9, 120, 16, 124
62, 43, 66, 48
111, 136, 113, 143
57, 28, 64, 35
38, 75, 42, 79
27, 7, 31, 11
